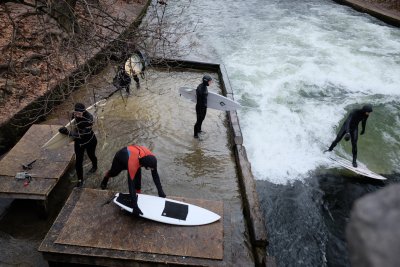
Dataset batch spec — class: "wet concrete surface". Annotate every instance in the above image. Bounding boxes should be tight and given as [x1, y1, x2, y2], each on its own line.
[0, 65, 253, 266]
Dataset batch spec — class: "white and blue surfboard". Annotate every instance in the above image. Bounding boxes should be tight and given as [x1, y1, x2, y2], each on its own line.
[179, 86, 241, 111]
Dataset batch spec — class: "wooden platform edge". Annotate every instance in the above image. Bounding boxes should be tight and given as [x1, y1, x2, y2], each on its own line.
[39, 188, 235, 266]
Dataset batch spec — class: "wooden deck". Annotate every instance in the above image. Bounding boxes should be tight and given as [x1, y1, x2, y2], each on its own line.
[0, 124, 74, 200]
[39, 188, 246, 266]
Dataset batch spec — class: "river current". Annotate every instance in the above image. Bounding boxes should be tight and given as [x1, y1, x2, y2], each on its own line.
[159, 0, 400, 265]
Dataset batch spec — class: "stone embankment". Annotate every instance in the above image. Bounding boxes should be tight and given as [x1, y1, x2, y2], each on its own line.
[334, 0, 400, 26]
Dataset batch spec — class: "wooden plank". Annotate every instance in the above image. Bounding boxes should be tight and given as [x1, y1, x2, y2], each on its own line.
[0, 124, 74, 200]
[0, 175, 57, 200]
[0, 124, 74, 179]
[55, 188, 223, 260]
[40, 188, 238, 266]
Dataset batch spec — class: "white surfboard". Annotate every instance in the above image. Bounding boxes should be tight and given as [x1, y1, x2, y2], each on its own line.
[42, 99, 107, 150]
[124, 51, 148, 76]
[329, 154, 386, 180]
[113, 193, 221, 226]
[179, 86, 241, 111]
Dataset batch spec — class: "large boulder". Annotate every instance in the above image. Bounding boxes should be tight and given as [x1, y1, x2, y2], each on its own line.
[347, 183, 400, 267]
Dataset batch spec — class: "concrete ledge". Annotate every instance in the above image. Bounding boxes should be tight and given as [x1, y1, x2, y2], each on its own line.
[39, 189, 245, 266]
[152, 58, 268, 265]
[228, 111, 244, 145]
[234, 144, 268, 248]
[333, 0, 400, 27]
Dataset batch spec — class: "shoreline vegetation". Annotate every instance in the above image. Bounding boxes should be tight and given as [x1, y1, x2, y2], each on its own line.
[0, 0, 150, 152]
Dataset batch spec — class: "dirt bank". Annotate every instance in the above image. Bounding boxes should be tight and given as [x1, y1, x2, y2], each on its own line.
[0, 0, 152, 154]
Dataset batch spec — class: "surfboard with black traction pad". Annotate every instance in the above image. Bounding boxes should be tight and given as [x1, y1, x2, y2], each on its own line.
[113, 193, 221, 226]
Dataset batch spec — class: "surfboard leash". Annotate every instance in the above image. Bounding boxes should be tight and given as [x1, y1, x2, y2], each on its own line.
[101, 193, 116, 206]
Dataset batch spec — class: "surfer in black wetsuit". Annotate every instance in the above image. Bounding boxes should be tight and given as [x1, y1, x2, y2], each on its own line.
[325, 104, 373, 167]
[194, 75, 212, 138]
[114, 66, 132, 94]
[59, 103, 98, 187]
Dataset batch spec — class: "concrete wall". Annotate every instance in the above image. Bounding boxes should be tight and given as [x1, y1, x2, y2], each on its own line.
[333, 0, 400, 26]
[151, 58, 270, 266]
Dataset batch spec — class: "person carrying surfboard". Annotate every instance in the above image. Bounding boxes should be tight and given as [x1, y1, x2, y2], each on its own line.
[58, 103, 98, 187]
[324, 104, 373, 167]
[100, 145, 166, 216]
[194, 75, 212, 138]
[113, 66, 132, 94]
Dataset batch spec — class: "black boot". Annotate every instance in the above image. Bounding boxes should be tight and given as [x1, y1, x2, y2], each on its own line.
[352, 159, 357, 168]
[87, 166, 97, 175]
[100, 177, 109, 190]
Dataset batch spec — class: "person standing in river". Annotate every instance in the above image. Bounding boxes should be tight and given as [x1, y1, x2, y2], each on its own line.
[324, 104, 373, 167]
[194, 75, 212, 138]
[114, 65, 132, 94]
[58, 103, 98, 187]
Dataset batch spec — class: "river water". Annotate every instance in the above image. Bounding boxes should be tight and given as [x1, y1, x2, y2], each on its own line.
[1, 0, 400, 266]
[0, 66, 253, 266]
[158, 0, 400, 266]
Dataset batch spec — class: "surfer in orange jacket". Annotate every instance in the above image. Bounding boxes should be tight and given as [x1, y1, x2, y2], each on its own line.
[325, 104, 373, 167]
[100, 145, 166, 216]
[194, 75, 212, 138]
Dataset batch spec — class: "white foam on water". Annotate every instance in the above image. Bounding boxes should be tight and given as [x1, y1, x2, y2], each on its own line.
[164, 0, 400, 184]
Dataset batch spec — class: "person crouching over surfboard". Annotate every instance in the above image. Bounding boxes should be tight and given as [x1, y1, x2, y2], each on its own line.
[194, 75, 213, 138]
[100, 145, 166, 216]
[59, 103, 98, 187]
[324, 104, 373, 168]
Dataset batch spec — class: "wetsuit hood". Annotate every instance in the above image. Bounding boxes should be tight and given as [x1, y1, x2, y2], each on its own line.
[362, 104, 373, 113]
[74, 103, 86, 112]
[202, 75, 212, 86]
[139, 155, 157, 169]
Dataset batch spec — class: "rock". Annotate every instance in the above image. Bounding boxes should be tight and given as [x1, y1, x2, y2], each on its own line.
[23, 67, 41, 76]
[0, 62, 15, 76]
[0, 79, 15, 95]
[346, 183, 400, 267]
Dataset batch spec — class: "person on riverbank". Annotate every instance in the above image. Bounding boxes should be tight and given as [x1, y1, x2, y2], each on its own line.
[59, 103, 98, 187]
[324, 104, 373, 167]
[113, 66, 132, 94]
[194, 75, 212, 138]
[100, 145, 166, 216]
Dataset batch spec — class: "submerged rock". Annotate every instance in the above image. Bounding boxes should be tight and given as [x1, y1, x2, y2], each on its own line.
[347, 183, 400, 267]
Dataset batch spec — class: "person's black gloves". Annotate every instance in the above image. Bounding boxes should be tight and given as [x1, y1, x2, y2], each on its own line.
[58, 126, 69, 135]
[131, 205, 143, 217]
[100, 177, 109, 190]
[69, 131, 80, 139]
[344, 133, 350, 141]
[158, 190, 166, 198]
